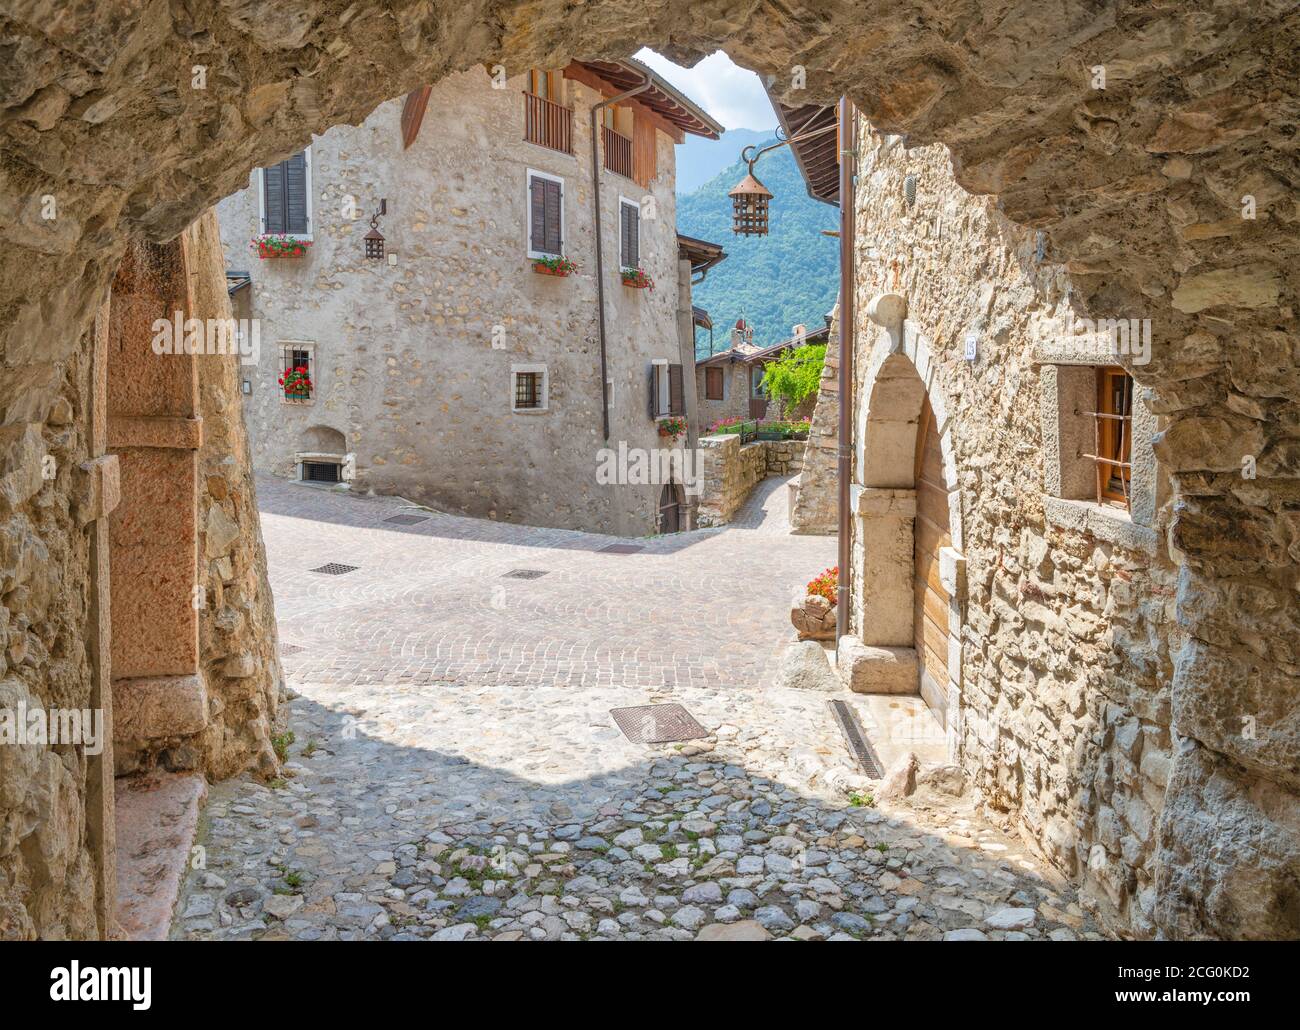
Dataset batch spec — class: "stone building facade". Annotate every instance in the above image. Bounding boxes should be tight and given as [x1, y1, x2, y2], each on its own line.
[840, 119, 1292, 939]
[217, 63, 721, 537]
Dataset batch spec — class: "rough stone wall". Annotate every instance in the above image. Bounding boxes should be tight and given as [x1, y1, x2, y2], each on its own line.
[696, 434, 801, 527]
[217, 68, 687, 537]
[0, 327, 101, 940]
[189, 211, 283, 781]
[846, 121, 1296, 940]
[0, 0, 1296, 942]
[791, 310, 840, 535]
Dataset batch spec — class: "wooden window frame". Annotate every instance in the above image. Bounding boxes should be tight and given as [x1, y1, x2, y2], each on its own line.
[1088, 366, 1133, 509]
[258, 147, 313, 240]
[511, 363, 549, 413]
[525, 168, 564, 259]
[751, 364, 767, 399]
[704, 365, 724, 401]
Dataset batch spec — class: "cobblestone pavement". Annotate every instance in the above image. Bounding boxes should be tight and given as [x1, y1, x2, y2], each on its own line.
[173, 476, 1100, 941]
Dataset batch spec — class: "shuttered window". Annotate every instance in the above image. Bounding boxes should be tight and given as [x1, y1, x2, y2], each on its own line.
[262, 150, 310, 236]
[619, 199, 640, 268]
[528, 172, 563, 257]
[648, 362, 685, 417]
[667, 363, 685, 416]
[705, 366, 724, 400]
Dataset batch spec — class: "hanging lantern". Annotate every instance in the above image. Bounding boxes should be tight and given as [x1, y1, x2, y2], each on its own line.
[729, 169, 773, 236]
[364, 200, 387, 259]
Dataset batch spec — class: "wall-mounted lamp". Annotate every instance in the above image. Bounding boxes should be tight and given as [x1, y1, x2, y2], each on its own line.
[727, 120, 838, 237]
[364, 199, 387, 259]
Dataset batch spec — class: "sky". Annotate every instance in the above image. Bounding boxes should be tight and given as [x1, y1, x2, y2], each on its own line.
[634, 48, 778, 132]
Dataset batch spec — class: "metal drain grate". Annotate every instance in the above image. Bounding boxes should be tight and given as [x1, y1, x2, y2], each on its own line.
[384, 514, 429, 525]
[599, 543, 644, 554]
[610, 704, 709, 744]
[827, 699, 884, 778]
[310, 563, 358, 576]
[503, 569, 548, 580]
[279, 643, 304, 656]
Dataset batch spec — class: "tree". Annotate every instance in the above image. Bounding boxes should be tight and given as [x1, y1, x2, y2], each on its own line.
[761, 343, 825, 416]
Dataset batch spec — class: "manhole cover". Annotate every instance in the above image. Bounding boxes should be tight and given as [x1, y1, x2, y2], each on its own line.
[827, 699, 884, 778]
[310, 563, 358, 576]
[503, 569, 548, 579]
[279, 643, 304, 656]
[384, 514, 429, 525]
[600, 543, 644, 554]
[610, 704, 709, 744]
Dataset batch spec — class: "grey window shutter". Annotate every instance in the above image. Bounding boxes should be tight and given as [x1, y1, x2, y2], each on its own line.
[263, 161, 286, 233]
[529, 176, 546, 252]
[544, 179, 562, 254]
[648, 364, 658, 418]
[668, 363, 684, 415]
[284, 152, 309, 234]
[627, 204, 639, 267]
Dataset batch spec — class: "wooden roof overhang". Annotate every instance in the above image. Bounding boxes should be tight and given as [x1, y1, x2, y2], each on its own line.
[765, 86, 839, 205]
[676, 232, 726, 278]
[569, 59, 723, 141]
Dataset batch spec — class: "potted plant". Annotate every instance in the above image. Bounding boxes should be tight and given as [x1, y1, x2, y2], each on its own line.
[657, 415, 687, 441]
[251, 233, 312, 259]
[279, 365, 312, 400]
[532, 255, 577, 277]
[621, 265, 654, 291]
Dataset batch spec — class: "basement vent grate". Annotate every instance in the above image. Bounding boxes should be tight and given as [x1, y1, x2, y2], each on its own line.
[599, 543, 644, 554]
[302, 461, 341, 483]
[503, 569, 548, 579]
[384, 514, 430, 525]
[610, 704, 709, 744]
[827, 699, 885, 778]
[279, 643, 304, 656]
[310, 563, 358, 576]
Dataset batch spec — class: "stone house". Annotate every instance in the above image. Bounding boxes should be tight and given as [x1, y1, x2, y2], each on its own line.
[217, 60, 723, 537]
[831, 118, 1179, 937]
[696, 319, 830, 429]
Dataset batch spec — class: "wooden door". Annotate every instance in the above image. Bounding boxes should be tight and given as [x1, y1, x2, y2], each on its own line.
[658, 483, 682, 534]
[913, 396, 951, 724]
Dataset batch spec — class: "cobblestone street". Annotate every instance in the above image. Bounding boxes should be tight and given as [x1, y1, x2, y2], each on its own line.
[173, 475, 1099, 941]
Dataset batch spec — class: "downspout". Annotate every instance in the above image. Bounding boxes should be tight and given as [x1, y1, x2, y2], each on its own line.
[590, 68, 652, 440]
[836, 96, 856, 642]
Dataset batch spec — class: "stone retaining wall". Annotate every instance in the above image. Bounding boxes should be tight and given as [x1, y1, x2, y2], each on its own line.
[696, 434, 803, 527]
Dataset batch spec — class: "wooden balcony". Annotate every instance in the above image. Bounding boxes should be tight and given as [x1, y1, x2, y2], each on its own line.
[602, 124, 634, 179]
[523, 91, 573, 154]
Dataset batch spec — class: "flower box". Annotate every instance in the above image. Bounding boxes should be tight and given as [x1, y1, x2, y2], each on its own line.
[621, 266, 654, 291]
[532, 256, 577, 277]
[252, 234, 312, 260]
[657, 416, 687, 440]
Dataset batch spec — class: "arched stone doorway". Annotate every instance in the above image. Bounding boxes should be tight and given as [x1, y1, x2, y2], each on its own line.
[657, 480, 684, 534]
[853, 339, 965, 750]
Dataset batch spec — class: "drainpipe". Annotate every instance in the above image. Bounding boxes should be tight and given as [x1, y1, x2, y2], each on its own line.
[590, 68, 652, 440]
[836, 96, 856, 642]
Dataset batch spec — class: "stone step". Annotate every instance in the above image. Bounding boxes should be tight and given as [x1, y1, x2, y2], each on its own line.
[114, 771, 207, 940]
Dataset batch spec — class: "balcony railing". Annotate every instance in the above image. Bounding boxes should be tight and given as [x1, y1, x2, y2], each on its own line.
[523, 91, 573, 154]
[602, 124, 634, 179]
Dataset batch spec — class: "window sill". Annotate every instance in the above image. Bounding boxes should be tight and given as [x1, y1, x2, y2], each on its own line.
[280, 396, 315, 406]
[511, 407, 549, 415]
[1042, 495, 1160, 556]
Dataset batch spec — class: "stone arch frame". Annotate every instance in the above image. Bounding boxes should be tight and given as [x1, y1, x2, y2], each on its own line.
[853, 320, 966, 759]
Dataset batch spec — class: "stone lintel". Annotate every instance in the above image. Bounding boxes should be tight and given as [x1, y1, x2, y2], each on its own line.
[108, 415, 204, 451]
[76, 454, 121, 525]
[113, 674, 208, 742]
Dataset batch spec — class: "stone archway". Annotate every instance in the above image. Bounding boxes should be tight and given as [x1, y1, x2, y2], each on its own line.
[0, 2, 1296, 941]
[852, 331, 966, 755]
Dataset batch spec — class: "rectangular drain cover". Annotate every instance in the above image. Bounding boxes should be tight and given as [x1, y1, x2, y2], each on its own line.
[310, 563, 358, 576]
[384, 514, 429, 525]
[610, 704, 709, 744]
[827, 699, 884, 778]
[600, 543, 644, 554]
[504, 569, 548, 579]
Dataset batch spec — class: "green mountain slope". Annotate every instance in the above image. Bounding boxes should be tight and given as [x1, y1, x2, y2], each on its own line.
[675, 128, 772, 195]
[676, 139, 839, 353]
